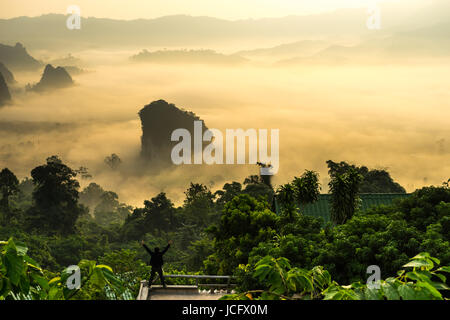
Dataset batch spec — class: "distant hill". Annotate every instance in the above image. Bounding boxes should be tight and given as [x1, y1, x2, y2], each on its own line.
[236, 40, 330, 61]
[0, 1, 448, 51]
[131, 49, 247, 65]
[0, 62, 16, 84]
[27, 64, 74, 92]
[0, 11, 371, 50]
[277, 22, 450, 65]
[326, 160, 406, 194]
[139, 100, 208, 164]
[0, 43, 41, 71]
[0, 72, 11, 106]
[383, 22, 450, 58]
[277, 44, 372, 65]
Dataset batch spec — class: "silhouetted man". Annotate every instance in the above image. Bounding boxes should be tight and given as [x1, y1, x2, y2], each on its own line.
[141, 239, 172, 288]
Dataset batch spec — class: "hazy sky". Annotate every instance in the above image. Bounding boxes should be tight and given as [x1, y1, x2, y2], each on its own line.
[0, 0, 428, 20]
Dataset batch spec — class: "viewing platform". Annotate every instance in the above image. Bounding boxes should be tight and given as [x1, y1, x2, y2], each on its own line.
[137, 275, 236, 300]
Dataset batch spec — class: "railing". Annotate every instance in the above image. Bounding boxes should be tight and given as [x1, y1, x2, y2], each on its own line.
[137, 274, 236, 300]
[164, 274, 236, 288]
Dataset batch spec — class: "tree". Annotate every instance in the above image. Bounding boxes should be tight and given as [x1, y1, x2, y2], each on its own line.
[316, 213, 420, 283]
[276, 170, 321, 220]
[394, 185, 450, 232]
[292, 170, 321, 206]
[206, 194, 278, 274]
[361, 169, 406, 193]
[183, 183, 216, 227]
[95, 191, 119, 214]
[143, 192, 177, 232]
[75, 166, 92, 180]
[244, 175, 262, 185]
[104, 154, 122, 170]
[243, 175, 274, 205]
[27, 156, 84, 235]
[326, 160, 406, 193]
[16, 178, 34, 209]
[94, 191, 131, 226]
[120, 208, 147, 241]
[276, 183, 296, 220]
[0, 168, 19, 221]
[79, 183, 105, 215]
[250, 214, 325, 271]
[120, 192, 178, 241]
[443, 178, 450, 188]
[214, 182, 242, 208]
[328, 168, 363, 225]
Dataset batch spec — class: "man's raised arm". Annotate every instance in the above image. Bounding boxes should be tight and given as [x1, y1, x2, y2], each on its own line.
[141, 240, 153, 255]
[162, 240, 173, 254]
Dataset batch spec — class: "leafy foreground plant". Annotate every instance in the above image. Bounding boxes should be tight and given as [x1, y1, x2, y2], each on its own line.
[0, 238, 127, 300]
[221, 253, 450, 300]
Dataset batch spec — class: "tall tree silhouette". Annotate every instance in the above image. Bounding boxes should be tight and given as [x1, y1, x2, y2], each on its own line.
[0, 168, 19, 222]
[276, 170, 320, 220]
[104, 154, 122, 170]
[276, 183, 296, 220]
[292, 170, 321, 207]
[28, 156, 84, 234]
[329, 168, 363, 225]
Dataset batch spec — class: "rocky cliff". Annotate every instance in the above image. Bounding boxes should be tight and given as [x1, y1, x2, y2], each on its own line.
[28, 64, 73, 92]
[0, 62, 16, 84]
[0, 72, 11, 106]
[139, 100, 208, 164]
[0, 43, 41, 71]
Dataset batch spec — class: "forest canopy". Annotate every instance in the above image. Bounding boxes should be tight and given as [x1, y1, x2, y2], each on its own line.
[0, 156, 448, 299]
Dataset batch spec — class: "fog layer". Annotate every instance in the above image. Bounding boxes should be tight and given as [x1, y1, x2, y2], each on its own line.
[0, 53, 449, 205]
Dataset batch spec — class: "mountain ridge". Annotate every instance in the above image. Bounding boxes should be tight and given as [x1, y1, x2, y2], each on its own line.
[0, 10, 372, 50]
[27, 64, 74, 92]
[0, 42, 41, 71]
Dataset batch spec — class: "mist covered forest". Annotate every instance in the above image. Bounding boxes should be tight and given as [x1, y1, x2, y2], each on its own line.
[1, 0, 449, 300]
[1, 155, 449, 299]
